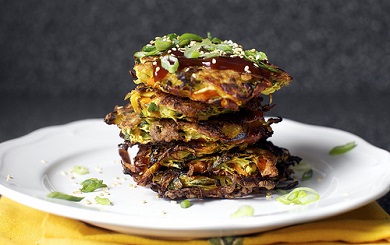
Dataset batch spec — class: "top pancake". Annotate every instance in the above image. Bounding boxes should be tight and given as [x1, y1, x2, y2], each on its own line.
[132, 33, 292, 110]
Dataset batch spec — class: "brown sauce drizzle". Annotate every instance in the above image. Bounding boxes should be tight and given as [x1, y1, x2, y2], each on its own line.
[153, 51, 272, 82]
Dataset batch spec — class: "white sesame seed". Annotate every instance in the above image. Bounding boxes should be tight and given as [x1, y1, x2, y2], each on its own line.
[152, 61, 157, 66]
[212, 58, 217, 64]
[155, 67, 160, 72]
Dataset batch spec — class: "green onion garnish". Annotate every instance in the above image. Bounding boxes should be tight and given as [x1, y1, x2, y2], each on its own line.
[80, 178, 107, 193]
[180, 199, 191, 208]
[155, 37, 173, 51]
[71, 166, 89, 175]
[292, 161, 311, 172]
[160, 55, 179, 73]
[47, 192, 84, 202]
[301, 169, 313, 181]
[329, 141, 357, 155]
[179, 33, 203, 42]
[231, 205, 254, 218]
[276, 187, 320, 205]
[95, 196, 112, 205]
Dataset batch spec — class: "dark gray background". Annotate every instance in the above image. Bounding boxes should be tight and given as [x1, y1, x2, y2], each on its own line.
[1, 0, 389, 213]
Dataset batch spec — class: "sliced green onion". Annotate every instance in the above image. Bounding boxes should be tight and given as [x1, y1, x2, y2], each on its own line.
[301, 169, 313, 181]
[231, 205, 254, 218]
[206, 32, 222, 44]
[178, 38, 190, 47]
[292, 161, 311, 172]
[276, 187, 320, 205]
[179, 33, 203, 42]
[155, 37, 173, 51]
[329, 142, 357, 155]
[134, 48, 160, 58]
[180, 199, 191, 208]
[160, 55, 179, 73]
[211, 37, 222, 44]
[141, 45, 156, 52]
[244, 50, 268, 61]
[166, 33, 178, 41]
[215, 44, 233, 52]
[80, 178, 107, 193]
[95, 196, 112, 205]
[47, 192, 84, 202]
[185, 50, 200, 58]
[184, 43, 202, 58]
[199, 38, 215, 51]
[71, 166, 89, 175]
[201, 52, 219, 59]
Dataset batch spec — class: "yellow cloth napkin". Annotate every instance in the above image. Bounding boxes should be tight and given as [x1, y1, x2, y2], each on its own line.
[0, 197, 389, 245]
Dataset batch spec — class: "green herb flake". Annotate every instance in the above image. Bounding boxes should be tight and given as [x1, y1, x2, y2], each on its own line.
[179, 199, 192, 208]
[80, 178, 107, 193]
[147, 102, 159, 112]
[301, 169, 313, 181]
[276, 187, 320, 205]
[71, 166, 89, 175]
[329, 141, 357, 155]
[47, 191, 84, 202]
[231, 205, 254, 218]
[95, 196, 112, 205]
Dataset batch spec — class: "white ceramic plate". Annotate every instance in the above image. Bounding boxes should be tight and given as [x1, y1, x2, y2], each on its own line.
[0, 119, 389, 239]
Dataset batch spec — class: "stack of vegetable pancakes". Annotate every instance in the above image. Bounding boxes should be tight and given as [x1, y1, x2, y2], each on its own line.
[105, 33, 301, 199]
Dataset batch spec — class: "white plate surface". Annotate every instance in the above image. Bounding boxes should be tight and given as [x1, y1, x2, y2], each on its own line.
[0, 119, 389, 239]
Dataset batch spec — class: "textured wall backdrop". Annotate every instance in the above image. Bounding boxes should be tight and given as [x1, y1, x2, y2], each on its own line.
[1, 0, 389, 98]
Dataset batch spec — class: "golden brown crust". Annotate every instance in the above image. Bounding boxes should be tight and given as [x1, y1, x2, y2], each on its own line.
[119, 141, 300, 199]
[105, 103, 275, 146]
[134, 59, 277, 110]
[128, 85, 236, 121]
